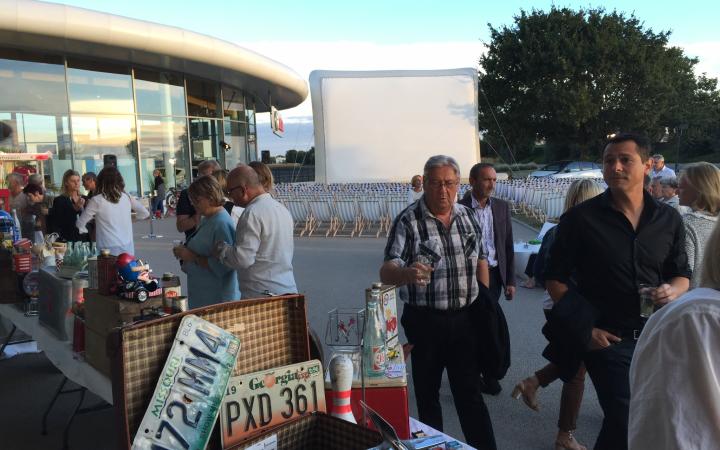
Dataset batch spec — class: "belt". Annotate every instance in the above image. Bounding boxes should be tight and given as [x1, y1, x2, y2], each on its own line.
[406, 303, 472, 315]
[603, 327, 644, 340]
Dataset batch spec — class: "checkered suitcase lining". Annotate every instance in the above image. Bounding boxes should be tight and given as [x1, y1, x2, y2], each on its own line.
[229, 413, 383, 450]
[120, 295, 309, 443]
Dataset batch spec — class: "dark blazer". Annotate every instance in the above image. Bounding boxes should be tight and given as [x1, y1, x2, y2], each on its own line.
[459, 194, 516, 287]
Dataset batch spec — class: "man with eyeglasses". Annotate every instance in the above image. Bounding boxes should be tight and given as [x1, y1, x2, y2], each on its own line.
[380, 155, 496, 449]
[212, 165, 296, 299]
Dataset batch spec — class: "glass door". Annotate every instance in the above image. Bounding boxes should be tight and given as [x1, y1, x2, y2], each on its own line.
[188, 118, 220, 178]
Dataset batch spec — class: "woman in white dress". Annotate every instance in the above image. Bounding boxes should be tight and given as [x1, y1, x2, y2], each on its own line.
[76, 167, 149, 255]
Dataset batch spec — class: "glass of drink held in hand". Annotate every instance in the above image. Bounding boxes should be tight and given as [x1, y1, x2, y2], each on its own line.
[415, 255, 433, 285]
[638, 283, 657, 318]
[172, 239, 183, 259]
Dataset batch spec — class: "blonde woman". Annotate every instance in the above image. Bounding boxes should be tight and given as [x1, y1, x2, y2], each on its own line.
[76, 167, 149, 255]
[678, 162, 720, 288]
[49, 169, 88, 242]
[172, 176, 239, 308]
[248, 160, 275, 194]
[512, 179, 604, 450]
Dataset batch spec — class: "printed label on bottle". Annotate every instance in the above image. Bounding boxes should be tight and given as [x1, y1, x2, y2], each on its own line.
[371, 346, 386, 371]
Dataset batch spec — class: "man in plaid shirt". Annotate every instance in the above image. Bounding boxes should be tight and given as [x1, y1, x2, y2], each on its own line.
[380, 155, 495, 450]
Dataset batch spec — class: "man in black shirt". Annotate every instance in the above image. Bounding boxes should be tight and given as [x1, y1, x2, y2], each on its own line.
[176, 159, 221, 240]
[544, 133, 690, 450]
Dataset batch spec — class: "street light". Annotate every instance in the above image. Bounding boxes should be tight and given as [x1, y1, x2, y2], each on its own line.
[675, 123, 689, 172]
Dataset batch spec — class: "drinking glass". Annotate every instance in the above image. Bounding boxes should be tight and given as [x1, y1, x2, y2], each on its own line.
[416, 255, 433, 284]
[638, 283, 657, 318]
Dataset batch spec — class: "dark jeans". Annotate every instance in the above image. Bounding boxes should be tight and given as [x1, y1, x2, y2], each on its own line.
[583, 338, 635, 450]
[488, 266, 503, 303]
[402, 304, 497, 450]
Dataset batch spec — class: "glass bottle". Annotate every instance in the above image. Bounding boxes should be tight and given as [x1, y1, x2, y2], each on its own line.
[11, 208, 21, 242]
[363, 284, 387, 378]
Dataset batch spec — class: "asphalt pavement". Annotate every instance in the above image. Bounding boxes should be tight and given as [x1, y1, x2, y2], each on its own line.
[0, 216, 603, 450]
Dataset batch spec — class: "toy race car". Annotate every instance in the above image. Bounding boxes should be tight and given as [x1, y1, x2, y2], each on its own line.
[115, 253, 161, 302]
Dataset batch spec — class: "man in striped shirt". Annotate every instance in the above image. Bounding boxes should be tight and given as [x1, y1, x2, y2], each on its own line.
[380, 155, 495, 450]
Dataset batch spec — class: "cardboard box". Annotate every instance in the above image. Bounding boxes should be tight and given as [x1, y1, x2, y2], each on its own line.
[85, 326, 111, 376]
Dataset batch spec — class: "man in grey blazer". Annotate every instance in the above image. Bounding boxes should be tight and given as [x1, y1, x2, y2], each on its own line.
[459, 163, 516, 394]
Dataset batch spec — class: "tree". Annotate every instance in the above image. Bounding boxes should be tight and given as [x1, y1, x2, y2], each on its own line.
[285, 149, 297, 163]
[478, 7, 718, 161]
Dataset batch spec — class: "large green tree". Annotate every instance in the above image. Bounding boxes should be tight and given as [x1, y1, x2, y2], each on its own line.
[478, 7, 719, 161]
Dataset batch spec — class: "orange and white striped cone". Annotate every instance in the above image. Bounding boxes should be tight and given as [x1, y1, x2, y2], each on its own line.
[329, 354, 356, 423]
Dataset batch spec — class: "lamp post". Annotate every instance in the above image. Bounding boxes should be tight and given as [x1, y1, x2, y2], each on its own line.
[675, 123, 689, 173]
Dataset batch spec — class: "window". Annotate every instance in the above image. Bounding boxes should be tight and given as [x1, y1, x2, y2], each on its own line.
[67, 60, 134, 114]
[137, 116, 190, 194]
[134, 69, 186, 116]
[222, 86, 245, 121]
[186, 78, 219, 117]
[223, 120, 247, 168]
[0, 50, 68, 113]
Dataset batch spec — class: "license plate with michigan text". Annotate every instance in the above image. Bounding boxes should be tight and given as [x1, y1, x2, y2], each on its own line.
[132, 314, 241, 450]
[220, 360, 326, 448]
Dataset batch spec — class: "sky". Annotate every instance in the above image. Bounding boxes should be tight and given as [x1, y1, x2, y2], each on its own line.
[47, 0, 720, 155]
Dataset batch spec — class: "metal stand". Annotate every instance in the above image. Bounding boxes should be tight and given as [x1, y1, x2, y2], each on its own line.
[41, 376, 112, 450]
[141, 207, 163, 239]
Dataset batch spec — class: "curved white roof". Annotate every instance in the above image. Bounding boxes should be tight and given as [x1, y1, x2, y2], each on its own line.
[0, 0, 307, 111]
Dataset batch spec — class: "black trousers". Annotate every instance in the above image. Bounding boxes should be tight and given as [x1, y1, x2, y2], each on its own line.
[583, 338, 635, 450]
[401, 304, 497, 450]
[488, 266, 503, 303]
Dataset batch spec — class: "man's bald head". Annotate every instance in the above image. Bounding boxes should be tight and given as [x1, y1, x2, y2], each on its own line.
[227, 165, 265, 207]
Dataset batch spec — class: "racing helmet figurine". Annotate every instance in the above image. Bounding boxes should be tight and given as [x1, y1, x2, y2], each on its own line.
[115, 253, 160, 302]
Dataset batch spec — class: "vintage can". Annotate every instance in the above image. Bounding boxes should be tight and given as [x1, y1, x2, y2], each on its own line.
[162, 272, 181, 313]
[87, 256, 98, 289]
[172, 296, 188, 313]
[97, 249, 117, 295]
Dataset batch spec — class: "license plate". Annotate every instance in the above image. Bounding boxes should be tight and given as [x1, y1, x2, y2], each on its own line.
[220, 360, 326, 448]
[132, 314, 241, 450]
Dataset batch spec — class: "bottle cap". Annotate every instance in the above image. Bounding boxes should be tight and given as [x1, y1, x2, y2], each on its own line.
[372, 282, 383, 289]
[100, 249, 110, 256]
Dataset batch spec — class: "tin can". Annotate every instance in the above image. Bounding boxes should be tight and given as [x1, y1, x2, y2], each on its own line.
[172, 296, 188, 313]
[97, 249, 117, 295]
[87, 256, 98, 289]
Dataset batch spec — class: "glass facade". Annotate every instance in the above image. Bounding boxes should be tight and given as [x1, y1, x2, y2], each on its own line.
[0, 48, 257, 195]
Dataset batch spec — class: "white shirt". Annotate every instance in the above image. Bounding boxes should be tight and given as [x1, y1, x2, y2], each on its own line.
[407, 189, 423, 204]
[216, 193, 297, 299]
[629, 287, 720, 450]
[76, 193, 149, 256]
[651, 165, 676, 179]
[471, 194, 497, 267]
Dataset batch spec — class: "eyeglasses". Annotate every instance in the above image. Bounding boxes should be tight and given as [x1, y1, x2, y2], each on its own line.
[427, 180, 459, 189]
[225, 184, 243, 196]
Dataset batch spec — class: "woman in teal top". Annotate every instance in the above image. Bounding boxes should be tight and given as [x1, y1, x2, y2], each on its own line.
[173, 176, 239, 308]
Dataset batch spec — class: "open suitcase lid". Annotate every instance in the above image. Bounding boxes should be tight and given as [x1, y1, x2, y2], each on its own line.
[112, 295, 310, 450]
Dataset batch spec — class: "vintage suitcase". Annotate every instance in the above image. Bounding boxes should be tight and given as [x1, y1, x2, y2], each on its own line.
[113, 295, 311, 450]
[84, 288, 164, 376]
[228, 412, 383, 450]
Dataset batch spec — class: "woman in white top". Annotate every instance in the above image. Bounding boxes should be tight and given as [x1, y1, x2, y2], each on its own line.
[629, 220, 720, 449]
[76, 167, 149, 255]
[407, 174, 423, 204]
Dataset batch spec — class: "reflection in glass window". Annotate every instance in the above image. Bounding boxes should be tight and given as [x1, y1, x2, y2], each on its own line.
[222, 86, 245, 121]
[189, 118, 220, 176]
[135, 69, 186, 116]
[0, 112, 72, 189]
[67, 60, 134, 114]
[0, 50, 68, 113]
[223, 120, 247, 169]
[137, 116, 189, 194]
[186, 78, 219, 117]
[71, 115, 139, 195]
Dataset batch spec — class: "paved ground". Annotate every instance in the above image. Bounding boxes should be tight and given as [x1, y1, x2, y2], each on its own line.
[0, 216, 603, 450]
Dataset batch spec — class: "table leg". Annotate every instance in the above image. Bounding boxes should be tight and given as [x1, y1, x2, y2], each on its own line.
[42, 376, 68, 435]
[62, 387, 86, 450]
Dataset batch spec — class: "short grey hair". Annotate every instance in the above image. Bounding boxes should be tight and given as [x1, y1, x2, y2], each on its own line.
[423, 155, 460, 180]
[6, 173, 23, 186]
[652, 154, 665, 161]
[28, 173, 43, 186]
[197, 159, 221, 174]
[659, 177, 678, 189]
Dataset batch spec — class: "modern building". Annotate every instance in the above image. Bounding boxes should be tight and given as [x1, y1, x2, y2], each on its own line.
[0, 0, 307, 196]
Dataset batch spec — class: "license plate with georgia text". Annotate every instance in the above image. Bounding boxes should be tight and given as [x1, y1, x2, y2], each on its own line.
[220, 360, 326, 448]
[132, 314, 241, 450]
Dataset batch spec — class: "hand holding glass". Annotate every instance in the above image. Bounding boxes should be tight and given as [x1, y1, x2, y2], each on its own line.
[414, 255, 433, 285]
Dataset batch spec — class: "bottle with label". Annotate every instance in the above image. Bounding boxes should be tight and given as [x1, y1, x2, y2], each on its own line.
[363, 284, 387, 378]
[11, 208, 21, 242]
[31, 214, 43, 245]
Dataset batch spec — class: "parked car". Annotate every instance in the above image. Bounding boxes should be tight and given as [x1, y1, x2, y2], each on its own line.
[529, 161, 603, 179]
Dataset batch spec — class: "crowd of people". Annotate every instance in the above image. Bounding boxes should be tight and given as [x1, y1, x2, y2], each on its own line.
[381, 135, 720, 450]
